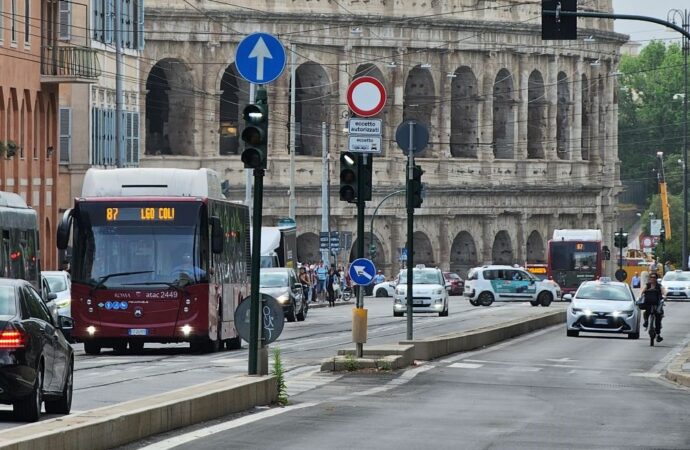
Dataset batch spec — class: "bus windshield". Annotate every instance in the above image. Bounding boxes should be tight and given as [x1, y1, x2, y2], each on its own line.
[72, 202, 208, 289]
[549, 242, 599, 271]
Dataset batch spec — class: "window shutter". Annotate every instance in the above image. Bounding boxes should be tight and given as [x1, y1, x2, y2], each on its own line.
[59, 107, 71, 164]
[132, 112, 139, 164]
[59, 0, 71, 40]
[126, 111, 133, 165]
[137, 0, 144, 50]
[105, 0, 114, 44]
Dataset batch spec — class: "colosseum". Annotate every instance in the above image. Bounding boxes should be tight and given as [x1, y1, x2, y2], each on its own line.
[139, 0, 626, 276]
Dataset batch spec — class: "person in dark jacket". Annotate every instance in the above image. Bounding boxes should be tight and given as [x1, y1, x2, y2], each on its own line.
[640, 272, 664, 342]
[326, 267, 336, 307]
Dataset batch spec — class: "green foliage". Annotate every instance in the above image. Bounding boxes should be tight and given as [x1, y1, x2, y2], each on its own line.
[272, 347, 288, 406]
[345, 353, 358, 372]
[618, 41, 686, 193]
[640, 193, 687, 265]
[377, 359, 392, 371]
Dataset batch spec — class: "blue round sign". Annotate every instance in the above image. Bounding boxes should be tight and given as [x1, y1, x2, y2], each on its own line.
[120, 301, 128, 310]
[105, 301, 112, 310]
[235, 33, 287, 85]
[349, 258, 377, 286]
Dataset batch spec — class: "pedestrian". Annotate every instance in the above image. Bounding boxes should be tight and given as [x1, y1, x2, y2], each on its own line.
[316, 261, 328, 301]
[298, 267, 311, 303]
[631, 272, 640, 289]
[326, 267, 336, 307]
[373, 270, 385, 286]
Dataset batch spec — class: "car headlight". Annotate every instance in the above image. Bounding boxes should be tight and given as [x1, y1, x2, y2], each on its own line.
[276, 294, 290, 303]
[613, 310, 634, 318]
[571, 307, 582, 313]
[395, 288, 406, 296]
[433, 289, 443, 295]
[56, 298, 71, 309]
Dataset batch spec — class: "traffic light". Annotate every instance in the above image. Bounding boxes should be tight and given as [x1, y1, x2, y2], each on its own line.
[614, 231, 628, 249]
[339, 152, 358, 203]
[660, 227, 666, 243]
[652, 246, 658, 259]
[369, 243, 377, 259]
[361, 155, 373, 202]
[541, 0, 577, 40]
[408, 164, 424, 209]
[240, 89, 268, 169]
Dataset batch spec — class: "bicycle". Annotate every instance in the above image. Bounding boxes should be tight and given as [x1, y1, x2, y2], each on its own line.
[646, 301, 664, 347]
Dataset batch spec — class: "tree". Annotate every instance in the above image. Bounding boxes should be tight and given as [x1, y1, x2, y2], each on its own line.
[618, 42, 686, 196]
[641, 193, 686, 265]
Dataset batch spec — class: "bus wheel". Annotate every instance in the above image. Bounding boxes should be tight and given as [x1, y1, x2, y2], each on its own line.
[204, 338, 220, 353]
[84, 341, 101, 356]
[538, 292, 553, 307]
[225, 337, 242, 350]
[478, 292, 494, 307]
[129, 341, 145, 354]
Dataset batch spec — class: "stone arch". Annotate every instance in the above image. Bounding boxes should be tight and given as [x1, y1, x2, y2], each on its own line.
[412, 231, 434, 266]
[218, 63, 248, 156]
[581, 74, 591, 160]
[527, 70, 546, 159]
[556, 72, 570, 160]
[403, 65, 435, 157]
[450, 231, 478, 275]
[492, 230, 513, 265]
[493, 69, 515, 159]
[526, 230, 545, 263]
[450, 66, 478, 158]
[349, 234, 386, 269]
[293, 62, 331, 156]
[296, 232, 320, 265]
[354, 63, 387, 120]
[145, 59, 195, 156]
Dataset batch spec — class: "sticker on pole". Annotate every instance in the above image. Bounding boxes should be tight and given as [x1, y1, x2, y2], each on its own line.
[347, 76, 387, 117]
[349, 258, 377, 286]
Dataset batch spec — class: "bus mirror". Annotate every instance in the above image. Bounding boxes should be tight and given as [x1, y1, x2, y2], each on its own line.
[56, 209, 73, 250]
[211, 216, 224, 254]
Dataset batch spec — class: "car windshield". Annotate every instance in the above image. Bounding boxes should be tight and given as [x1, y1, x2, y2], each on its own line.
[0, 286, 16, 316]
[260, 272, 288, 288]
[663, 272, 690, 282]
[576, 284, 631, 301]
[44, 275, 68, 292]
[399, 270, 442, 285]
[446, 273, 461, 280]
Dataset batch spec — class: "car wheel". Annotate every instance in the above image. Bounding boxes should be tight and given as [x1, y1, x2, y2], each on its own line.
[14, 361, 43, 422]
[202, 338, 220, 353]
[45, 359, 73, 415]
[84, 341, 101, 355]
[567, 330, 579, 337]
[538, 292, 553, 307]
[628, 332, 640, 340]
[393, 311, 404, 317]
[286, 303, 296, 322]
[225, 336, 242, 350]
[469, 298, 480, 306]
[530, 300, 540, 307]
[376, 288, 388, 298]
[478, 291, 494, 306]
[439, 306, 449, 317]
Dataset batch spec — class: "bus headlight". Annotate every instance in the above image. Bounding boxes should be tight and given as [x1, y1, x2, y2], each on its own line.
[181, 324, 192, 336]
[87, 326, 96, 336]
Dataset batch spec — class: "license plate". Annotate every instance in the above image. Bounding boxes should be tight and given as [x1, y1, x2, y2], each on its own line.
[128, 328, 148, 336]
[594, 318, 608, 325]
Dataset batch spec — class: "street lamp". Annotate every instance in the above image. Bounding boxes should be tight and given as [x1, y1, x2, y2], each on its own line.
[668, 9, 689, 270]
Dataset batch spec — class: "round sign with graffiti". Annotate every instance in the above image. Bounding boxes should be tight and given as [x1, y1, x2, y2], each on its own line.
[234, 294, 285, 345]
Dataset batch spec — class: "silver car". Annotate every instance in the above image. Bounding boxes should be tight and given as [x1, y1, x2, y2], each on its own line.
[661, 270, 690, 300]
[41, 270, 71, 316]
[393, 266, 449, 317]
[564, 279, 640, 339]
[259, 268, 307, 322]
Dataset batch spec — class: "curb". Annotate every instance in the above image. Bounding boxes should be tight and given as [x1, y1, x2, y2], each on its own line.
[308, 300, 354, 309]
[664, 345, 690, 388]
[0, 375, 276, 450]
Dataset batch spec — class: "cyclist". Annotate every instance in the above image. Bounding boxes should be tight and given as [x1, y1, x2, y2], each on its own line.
[640, 272, 664, 342]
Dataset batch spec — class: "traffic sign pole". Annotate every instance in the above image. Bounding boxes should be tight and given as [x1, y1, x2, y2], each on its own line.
[356, 153, 366, 358]
[406, 122, 415, 340]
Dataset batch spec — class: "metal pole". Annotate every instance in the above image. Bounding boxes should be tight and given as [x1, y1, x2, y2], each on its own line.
[245, 84, 255, 217]
[406, 122, 415, 341]
[684, 11, 689, 270]
[289, 44, 297, 219]
[370, 190, 406, 252]
[321, 122, 330, 267]
[248, 168, 264, 375]
[114, 0, 124, 167]
[356, 153, 366, 357]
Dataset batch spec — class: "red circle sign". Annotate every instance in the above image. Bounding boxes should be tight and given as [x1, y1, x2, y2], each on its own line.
[347, 76, 387, 117]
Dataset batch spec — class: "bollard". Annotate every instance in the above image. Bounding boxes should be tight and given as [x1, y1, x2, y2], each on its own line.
[352, 307, 368, 344]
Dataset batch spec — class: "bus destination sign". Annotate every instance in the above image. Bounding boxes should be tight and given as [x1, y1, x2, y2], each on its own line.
[106, 207, 176, 222]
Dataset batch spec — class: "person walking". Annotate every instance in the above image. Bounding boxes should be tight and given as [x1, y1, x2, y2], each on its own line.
[298, 267, 311, 304]
[326, 267, 336, 307]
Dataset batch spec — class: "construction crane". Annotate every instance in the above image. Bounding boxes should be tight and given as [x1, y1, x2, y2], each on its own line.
[657, 151, 672, 240]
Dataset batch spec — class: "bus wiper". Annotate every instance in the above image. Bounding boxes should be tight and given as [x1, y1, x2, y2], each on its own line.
[122, 280, 189, 295]
[90, 271, 154, 294]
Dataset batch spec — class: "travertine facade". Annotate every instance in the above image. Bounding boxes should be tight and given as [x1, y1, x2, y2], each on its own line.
[140, 0, 626, 276]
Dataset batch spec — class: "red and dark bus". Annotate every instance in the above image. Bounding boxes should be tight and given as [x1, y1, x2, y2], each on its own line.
[547, 229, 603, 295]
[57, 168, 250, 355]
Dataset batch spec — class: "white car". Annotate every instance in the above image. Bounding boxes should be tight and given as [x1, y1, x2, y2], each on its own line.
[41, 270, 71, 316]
[393, 266, 449, 317]
[661, 270, 690, 300]
[463, 265, 560, 307]
[374, 280, 396, 297]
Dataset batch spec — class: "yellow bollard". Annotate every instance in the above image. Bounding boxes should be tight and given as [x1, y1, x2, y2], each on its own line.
[352, 307, 368, 344]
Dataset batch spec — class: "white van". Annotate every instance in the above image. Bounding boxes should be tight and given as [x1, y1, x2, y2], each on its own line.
[464, 265, 560, 307]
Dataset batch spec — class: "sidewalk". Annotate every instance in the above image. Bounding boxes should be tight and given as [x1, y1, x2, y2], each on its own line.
[664, 342, 690, 388]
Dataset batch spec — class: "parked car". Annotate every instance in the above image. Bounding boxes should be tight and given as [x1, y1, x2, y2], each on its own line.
[0, 278, 74, 422]
[464, 265, 560, 307]
[259, 268, 307, 322]
[661, 270, 690, 300]
[564, 278, 640, 339]
[443, 272, 464, 295]
[374, 279, 396, 297]
[393, 266, 449, 317]
[41, 271, 71, 316]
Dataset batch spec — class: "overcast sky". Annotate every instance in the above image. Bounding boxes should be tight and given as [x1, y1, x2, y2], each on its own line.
[612, 0, 688, 45]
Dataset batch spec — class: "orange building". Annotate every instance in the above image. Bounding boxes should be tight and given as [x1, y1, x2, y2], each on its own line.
[0, 0, 98, 269]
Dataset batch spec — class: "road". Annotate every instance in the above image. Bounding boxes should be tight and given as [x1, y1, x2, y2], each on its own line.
[0, 296, 563, 430]
[129, 302, 690, 450]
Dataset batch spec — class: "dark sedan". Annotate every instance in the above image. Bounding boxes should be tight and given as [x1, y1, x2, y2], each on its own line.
[0, 278, 74, 422]
[443, 272, 465, 296]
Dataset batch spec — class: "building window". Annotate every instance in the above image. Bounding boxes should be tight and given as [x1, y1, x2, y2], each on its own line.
[91, 106, 139, 166]
[92, 0, 144, 49]
[59, 107, 71, 164]
[59, 0, 71, 40]
[24, 0, 29, 44]
[0, 0, 4, 45]
[11, 0, 17, 43]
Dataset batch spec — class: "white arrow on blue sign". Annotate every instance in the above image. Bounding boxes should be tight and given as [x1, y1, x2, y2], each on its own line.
[349, 258, 377, 286]
[235, 33, 287, 84]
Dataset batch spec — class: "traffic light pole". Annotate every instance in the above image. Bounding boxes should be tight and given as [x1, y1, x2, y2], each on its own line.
[356, 154, 366, 358]
[406, 122, 415, 341]
[617, 227, 624, 274]
[248, 167, 265, 375]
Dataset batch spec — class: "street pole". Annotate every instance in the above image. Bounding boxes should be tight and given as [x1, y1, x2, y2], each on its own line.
[369, 190, 406, 252]
[114, 0, 124, 167]
[406, 122, 415, 341]
[356, 153, 366, 357]
[321, 122, 330, 267]
[618, 227, 624, 273]
[245, 84, 255, 217]
[289, 43, 297, 219]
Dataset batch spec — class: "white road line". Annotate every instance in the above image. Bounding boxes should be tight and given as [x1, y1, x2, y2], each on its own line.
[567, 369, 601, 375]
[449, 363, 483, 369]
[508, 366, 541, 373]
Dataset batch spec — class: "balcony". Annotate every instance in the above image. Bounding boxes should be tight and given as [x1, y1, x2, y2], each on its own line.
[41, 45, 101, 84]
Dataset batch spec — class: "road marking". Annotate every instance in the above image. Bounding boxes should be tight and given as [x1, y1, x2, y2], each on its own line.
[210, 358, 244, 365]
[567, 369, 601, 375]
[508, 366, 541, 373]
[629, 372, 660, 378]
[449, 363, 483, 369]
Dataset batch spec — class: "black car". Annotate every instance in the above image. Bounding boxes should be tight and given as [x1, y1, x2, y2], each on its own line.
[0, 278, 74, 422]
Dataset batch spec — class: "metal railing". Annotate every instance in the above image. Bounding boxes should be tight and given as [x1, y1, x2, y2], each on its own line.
[41, 45, 101, 80]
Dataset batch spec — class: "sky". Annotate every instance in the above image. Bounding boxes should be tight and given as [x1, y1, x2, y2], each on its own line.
[612, 0, 688, 45]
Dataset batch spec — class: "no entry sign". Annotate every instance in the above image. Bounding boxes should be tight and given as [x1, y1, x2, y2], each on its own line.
[347, 76, 387, 117]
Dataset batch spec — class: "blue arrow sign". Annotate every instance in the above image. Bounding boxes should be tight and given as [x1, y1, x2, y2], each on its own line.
[235, 33, 287, 84]
[349, 258, 377, 286]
